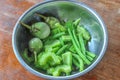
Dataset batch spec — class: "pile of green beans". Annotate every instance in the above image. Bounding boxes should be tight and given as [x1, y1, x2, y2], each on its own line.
[21, 13, 96, 76]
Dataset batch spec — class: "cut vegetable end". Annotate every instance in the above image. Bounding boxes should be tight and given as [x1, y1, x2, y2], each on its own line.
[86, 51, 96, 58]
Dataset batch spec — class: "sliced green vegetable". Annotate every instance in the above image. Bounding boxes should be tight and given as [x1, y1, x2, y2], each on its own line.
[38, 52, 61, 66]
[61, 35, 71, 42]
[62, 51, 72, 66]
[51, 65, 71, 76]
[77, 26, 90, 40]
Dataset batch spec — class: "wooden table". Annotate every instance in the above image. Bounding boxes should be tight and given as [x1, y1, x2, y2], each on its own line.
[0, 0, 120, 80]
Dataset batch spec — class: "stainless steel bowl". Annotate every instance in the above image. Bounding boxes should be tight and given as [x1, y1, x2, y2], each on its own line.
[12, 0, 108, 79]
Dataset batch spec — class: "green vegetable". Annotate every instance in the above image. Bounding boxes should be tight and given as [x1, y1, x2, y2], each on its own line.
[87, 55, 94, 61]
[47, 65, 71, 76]
[54, 23, 66, 32]
[72, 29, 81, 49]
[51, 28, 59, 34]
[35, 13, 59, 29]
[66, 22, 90, 65]
[38, 52, 61, 66]
[56, 44, 68, 55]
[72, 54, 84, 71]
[47, 68, 55, 74]
[22, 49, 34, 63]
[77, 25, 90, 40]
[29, 38, 43, 62]
[73, 18, 81, 26]
[69, 45, 76, 53]
[72, 57, 79, 68]
[49, 40, 61, 48]
[53, 32, 65, 39]
[78, 34, 86, 55]
[20, 22, 50, 39]
[21, 16, 97, 76]
[45, 40, 61, 49]
[59, 37, 64, 46]
[86, 51, 96, 58]
[62, 51, 72, 66]
[61, 35, 71, 42]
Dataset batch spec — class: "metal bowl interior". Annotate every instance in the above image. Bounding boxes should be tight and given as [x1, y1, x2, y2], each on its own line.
[12, 0, 108, 80]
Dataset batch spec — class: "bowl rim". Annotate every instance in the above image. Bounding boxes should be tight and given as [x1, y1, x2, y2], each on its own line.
[12, 0, 108, 79]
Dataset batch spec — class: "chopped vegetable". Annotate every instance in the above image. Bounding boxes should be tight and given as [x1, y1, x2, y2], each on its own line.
[47, 65, 71, 76]
[21, 15, 96, 76]
[38, 52, 61, 66]
[62, 51, 72, 66]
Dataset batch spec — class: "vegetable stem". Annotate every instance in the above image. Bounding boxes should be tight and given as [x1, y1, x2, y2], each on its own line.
[34, 52, 37, 63]
[20, 22, 31, 30]
[35, 13, 47, 20]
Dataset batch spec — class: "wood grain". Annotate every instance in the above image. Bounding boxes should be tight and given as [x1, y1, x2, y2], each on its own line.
[0, 0, 120, 80]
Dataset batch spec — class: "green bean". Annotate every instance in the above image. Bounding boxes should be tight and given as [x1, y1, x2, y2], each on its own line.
[56, 44, 68, 55]
[72, 57, 79, 68]
[79, 34, 86, 55]
[61, 35, 71, 42]
[72, 54, 84, 71]
[72, 30, 81, 49]
[53, 32, 65, 39]
[59, 37, 64, 46]
[87, 55, 93, 61]
[73, 18, 81, 26]
[86, 51, 96, 58]
[69, 45, 76, 53]
[68, 28, 90, 65]
[52, 47, 60, 53]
